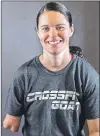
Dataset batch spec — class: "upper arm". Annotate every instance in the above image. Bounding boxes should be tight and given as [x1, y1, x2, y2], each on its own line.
[82, 62, 100, 135]
[4, 67, 25, 132]
[87, 118, 100, 135]
[3, 114, 22, 132]
[82, 63, 99, 119]
[5, 67, 25, 116]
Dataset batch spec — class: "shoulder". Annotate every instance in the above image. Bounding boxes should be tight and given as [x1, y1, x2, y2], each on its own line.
[74, 55, 99, 91]
[73, 55, 99, 86]
[74, 55, 98, 75]
[13, 56, 39, 80]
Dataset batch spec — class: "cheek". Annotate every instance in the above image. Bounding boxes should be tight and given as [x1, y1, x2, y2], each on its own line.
[58, 31, 70, 41]
[39, 33, 48, 43]
[62, 31, 70, 38]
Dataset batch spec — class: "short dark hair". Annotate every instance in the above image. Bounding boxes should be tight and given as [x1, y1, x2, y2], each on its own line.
[36, 2, 72, 30]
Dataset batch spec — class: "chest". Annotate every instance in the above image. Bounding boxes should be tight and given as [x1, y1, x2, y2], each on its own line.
[24, 72, 83, 111]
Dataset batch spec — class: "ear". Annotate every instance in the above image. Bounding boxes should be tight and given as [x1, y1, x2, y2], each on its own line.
[37, 30, 41, 40]
[37, 30, 39, 38]
[35, 27, 40, 38]
[69, 24, 74, 38]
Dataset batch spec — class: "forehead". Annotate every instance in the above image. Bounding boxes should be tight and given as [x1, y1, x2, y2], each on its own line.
[38, 11, 69, 27]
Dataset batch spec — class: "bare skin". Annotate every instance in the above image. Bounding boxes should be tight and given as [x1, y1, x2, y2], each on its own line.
[87, 119, 100, 136]
[37, 11, 74, 71]
[39, 47, 72, 71]
[3, 114, 21, 132]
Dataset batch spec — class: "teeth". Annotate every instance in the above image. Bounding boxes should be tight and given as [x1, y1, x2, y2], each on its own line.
[48, 41, 61, 44]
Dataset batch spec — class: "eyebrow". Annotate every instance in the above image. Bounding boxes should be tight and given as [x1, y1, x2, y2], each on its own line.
[40, 24, 67, 28]
[40, 25, 48, 28]
[56, 24, 67, 26]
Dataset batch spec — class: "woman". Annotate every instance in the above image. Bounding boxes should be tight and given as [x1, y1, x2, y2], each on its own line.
[3, 2, 99, 136]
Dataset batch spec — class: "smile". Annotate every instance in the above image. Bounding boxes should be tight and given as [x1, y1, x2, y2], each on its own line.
[48, 40, 62, 45]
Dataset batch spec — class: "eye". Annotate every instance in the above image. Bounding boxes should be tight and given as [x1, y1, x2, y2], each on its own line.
[41, 27, 49, 32]
[56, 26, 65, 31]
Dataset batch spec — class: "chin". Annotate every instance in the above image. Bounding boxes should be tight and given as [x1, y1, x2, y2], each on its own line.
[50, 47, 67, 55]
[43, 45, 67, 55]
[48, 50, 63, 56]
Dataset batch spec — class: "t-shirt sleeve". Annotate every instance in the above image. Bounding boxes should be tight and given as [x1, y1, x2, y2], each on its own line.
[82, 62, 99, 119]
[5, 66, 25, 116]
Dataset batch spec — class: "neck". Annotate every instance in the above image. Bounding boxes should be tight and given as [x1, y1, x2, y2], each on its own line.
[39, 48, 72, 71]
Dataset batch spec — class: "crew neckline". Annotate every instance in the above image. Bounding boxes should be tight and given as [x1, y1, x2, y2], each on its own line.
[35, 54, 77, 75]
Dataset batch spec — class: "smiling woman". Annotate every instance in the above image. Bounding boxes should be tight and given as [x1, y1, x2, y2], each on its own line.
[36, 10, 74, 71]
[36, 3, 74, 58]
[37, 11, 74, 56]
[3, 2, 99, 136]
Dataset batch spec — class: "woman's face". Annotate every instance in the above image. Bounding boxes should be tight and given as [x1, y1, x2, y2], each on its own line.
[37, 11, 74, 55]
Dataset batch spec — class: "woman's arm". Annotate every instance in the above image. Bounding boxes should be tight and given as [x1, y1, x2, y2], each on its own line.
[87, 118, 100, 136]
[3, 114, 21, 132]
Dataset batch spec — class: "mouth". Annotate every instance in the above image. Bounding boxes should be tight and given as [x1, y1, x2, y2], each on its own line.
[47, 40, 62, 45]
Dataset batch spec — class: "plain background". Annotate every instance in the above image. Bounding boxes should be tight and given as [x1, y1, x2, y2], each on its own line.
[2, 1, 99, 136]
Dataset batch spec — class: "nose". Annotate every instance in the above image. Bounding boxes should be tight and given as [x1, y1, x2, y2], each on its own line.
[49, 27, 58, 37]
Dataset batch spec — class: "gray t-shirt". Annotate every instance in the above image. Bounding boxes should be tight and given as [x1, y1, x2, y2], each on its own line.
[5, 54, 99, 136]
